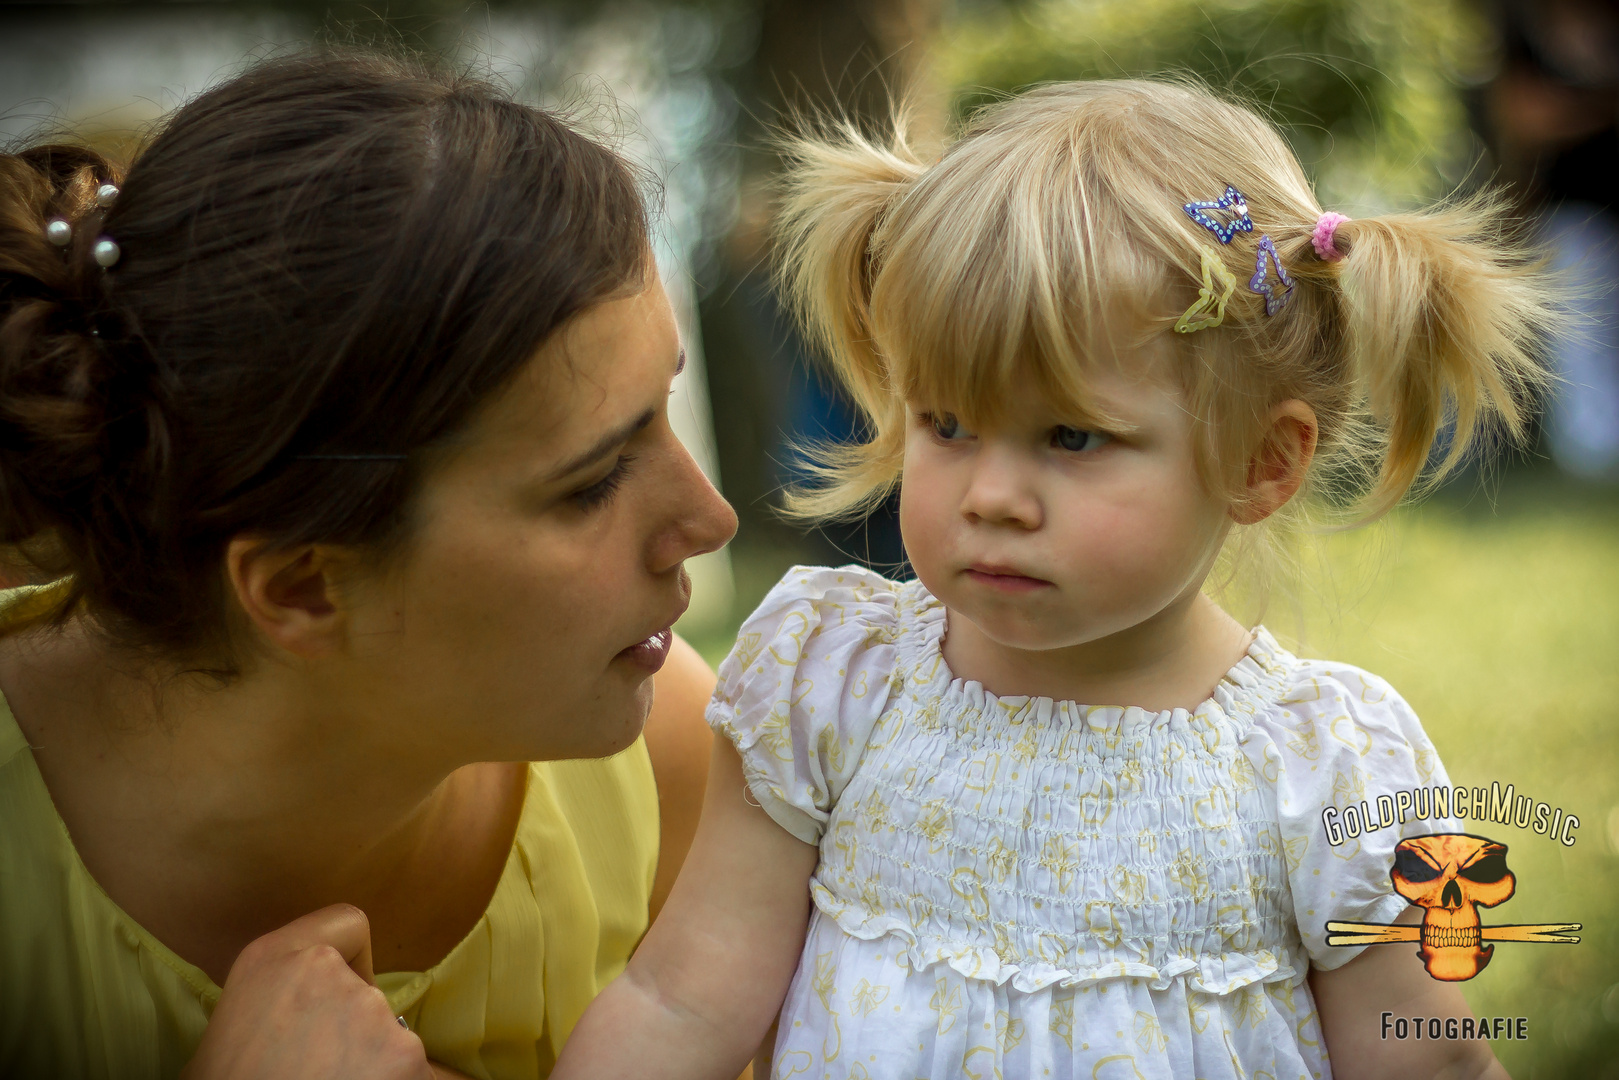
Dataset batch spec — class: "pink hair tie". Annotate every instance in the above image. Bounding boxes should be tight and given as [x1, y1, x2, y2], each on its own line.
[1311, 211, 1351, 261]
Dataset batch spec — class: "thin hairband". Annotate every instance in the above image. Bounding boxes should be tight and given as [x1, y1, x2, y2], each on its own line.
[295, 454, 409, 461]
[1312, 211, 1350, 261]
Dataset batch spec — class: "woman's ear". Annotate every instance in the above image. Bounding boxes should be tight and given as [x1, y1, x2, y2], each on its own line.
[1230, 399, 1318, 526]
[225, 538, 352, 658]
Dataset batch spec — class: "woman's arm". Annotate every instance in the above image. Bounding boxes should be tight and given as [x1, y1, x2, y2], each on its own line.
[552, 738, 820, 1080]
[1309, 907, 1507, 1080]
[643, 635, 719, 921]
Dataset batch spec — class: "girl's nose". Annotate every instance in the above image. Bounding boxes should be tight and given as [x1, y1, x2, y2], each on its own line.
[959, 446, 1043, 530]
[649, 436, 738, 574]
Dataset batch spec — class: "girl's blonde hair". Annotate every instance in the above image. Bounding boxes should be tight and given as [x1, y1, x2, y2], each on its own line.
[774, 79, 1554, 543]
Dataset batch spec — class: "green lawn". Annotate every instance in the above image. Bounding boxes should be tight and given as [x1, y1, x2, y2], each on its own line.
[688, 472, 1619, 1078]
[1286, 477, 1619, 1079]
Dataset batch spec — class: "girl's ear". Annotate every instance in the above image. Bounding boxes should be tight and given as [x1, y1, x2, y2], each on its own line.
[1231, 400, 1318, 526]
[225, 537, 353, 658]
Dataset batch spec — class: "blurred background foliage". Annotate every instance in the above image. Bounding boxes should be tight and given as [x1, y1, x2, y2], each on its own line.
[942, 0, 1498, 209]
[2, 1, 1616, 1076]
[1288, 475, 1619, 1080]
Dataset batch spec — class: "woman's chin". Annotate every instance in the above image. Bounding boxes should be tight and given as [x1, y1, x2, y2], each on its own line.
[586, 681, 657, 759]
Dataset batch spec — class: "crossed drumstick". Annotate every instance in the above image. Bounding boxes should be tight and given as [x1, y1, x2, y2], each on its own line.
[1325, 922, 1582, 946]
[1325, 833, 1580, 981]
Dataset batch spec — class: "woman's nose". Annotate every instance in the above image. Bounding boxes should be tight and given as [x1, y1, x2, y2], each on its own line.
[959, 446, 1043, 529]
[649, 436, 738, 573]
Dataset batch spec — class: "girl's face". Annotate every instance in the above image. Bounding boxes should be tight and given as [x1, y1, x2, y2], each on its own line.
[899, 355, 1230, 655]
[340, 274, 737, 765]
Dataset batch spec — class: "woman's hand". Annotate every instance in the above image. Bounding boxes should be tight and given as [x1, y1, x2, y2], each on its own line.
[181, 904, 432, 1080]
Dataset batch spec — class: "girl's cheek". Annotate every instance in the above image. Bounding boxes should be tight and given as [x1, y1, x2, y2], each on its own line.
[898, 465, 953, 537]
[1084, 483, 1164, 546]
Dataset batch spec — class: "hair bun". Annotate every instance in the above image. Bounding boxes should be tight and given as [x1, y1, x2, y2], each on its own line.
[0, 146, 167, 568]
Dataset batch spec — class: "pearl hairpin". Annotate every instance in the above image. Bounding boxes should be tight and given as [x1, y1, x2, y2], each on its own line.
[45, 219, 72, 246]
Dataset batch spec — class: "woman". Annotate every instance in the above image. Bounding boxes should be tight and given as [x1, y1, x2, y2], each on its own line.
[0, 51, 736, 1078]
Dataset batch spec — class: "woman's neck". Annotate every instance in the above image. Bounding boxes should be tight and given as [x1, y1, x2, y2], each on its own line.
[0, 618, 525, 983]
[940, 591, 1254, 712]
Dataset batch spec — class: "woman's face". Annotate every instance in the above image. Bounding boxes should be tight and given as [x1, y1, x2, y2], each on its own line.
[341, 273, 736, 765]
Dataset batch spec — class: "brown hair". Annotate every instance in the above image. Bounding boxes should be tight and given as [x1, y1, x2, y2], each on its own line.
[0, 51, 649, 665]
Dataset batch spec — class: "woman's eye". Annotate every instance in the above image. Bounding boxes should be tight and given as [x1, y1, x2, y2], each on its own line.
[929, 412, 968, 441]
[1053, 426, 1110, 453]
[570, 455, 636, 511]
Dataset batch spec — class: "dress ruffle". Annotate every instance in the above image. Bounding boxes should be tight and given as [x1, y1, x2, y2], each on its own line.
[895, 580, 1297, 756]
[813, 882, 1302, 994]
[707, 566, 903, 844]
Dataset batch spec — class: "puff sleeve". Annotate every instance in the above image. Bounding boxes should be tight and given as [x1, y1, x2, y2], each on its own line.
[706, 566, 904, 845]
[1246, 662, 1463, 970]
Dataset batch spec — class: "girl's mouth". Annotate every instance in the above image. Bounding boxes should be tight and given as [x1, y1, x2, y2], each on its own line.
[616, 628, 674, 673]
[964, 565, 1053, 593]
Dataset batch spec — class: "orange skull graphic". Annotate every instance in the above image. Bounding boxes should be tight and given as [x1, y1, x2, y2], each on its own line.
[1391, 834, 1515, 981]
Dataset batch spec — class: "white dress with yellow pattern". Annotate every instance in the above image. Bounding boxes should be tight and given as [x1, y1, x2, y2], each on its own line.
[708, 567, 1461, 1080]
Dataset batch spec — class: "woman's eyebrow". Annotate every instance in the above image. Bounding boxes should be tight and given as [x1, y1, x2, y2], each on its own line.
[545, 408, 655, 481]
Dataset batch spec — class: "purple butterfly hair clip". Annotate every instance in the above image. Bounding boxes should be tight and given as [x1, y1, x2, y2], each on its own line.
[1183, 185, 1254, 244]
[1248, 234, 1295, 316]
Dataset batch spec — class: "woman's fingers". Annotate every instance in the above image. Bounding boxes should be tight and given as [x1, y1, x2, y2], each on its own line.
[227, 902, 376, 984]
[181, 906, 429, 1080]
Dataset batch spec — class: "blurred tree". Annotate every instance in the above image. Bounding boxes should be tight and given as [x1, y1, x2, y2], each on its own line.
[941, 0, 1497, 210]
[0, 0, 961, 607]
[697, 0, 948, 580]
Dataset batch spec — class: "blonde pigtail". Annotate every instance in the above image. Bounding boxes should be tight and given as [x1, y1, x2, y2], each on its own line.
[773, 119, 926, 521]
[1331, 194, 1557, 520]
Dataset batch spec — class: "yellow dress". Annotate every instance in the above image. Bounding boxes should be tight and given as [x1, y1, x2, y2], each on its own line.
[0, 583, 660, 1080]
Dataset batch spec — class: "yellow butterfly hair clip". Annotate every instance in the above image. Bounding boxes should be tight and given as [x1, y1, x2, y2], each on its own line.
[1174, 248, 1237, 333]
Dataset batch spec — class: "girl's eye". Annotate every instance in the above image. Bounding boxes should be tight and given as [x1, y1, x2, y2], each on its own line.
[570, 455, 636, 511]
[1053, 426, 1110, 453]
[929, 412, 969, 441]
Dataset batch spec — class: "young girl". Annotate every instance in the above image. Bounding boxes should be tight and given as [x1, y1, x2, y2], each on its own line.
[554, 80, 1548, 1080]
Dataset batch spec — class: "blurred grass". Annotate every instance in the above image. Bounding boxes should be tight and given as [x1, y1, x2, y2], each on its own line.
[689, 470, 1619, 1076]
[1282, 472, 1619, 1078]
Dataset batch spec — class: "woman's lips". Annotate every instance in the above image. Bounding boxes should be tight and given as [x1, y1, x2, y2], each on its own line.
[963, 565, 1052, 593]
[616, 627, 674, 674]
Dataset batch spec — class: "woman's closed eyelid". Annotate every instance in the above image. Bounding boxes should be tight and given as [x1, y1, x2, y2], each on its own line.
[569, 454, 637, 510]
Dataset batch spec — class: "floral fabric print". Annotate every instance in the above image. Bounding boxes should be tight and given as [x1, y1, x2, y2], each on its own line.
[707, 566, 1459, 1080]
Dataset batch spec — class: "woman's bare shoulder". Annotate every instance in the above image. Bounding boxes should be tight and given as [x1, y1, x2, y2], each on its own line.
[642, 635, 717, 920]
